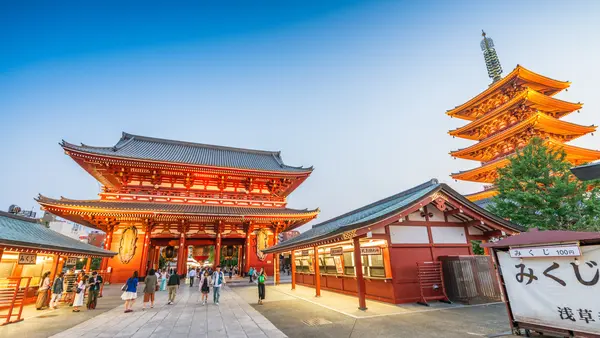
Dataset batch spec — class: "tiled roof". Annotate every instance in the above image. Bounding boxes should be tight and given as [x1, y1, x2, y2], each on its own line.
[264, 179, 524, 252]
[61, 132, 312, 173]
[571, 161, 600, 181]
[264, 179, 441, 252]
[0, 211, 115, 257]
[36, 196, 318, 217]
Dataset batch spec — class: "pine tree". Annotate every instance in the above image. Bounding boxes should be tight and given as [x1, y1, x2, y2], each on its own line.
[489, 137, 600, 231]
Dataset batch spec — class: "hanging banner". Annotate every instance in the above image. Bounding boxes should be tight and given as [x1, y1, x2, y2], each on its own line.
[65, 257, 78, 266]
[334, 256, 344, 274]
[497, 245, 600, 335]
[360, 247, 381, 255]
[329, 247, 343, 256]
[18, 253, 37, 265]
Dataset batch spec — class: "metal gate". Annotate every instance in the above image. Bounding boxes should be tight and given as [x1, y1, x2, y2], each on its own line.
[439, 255, 502, 304]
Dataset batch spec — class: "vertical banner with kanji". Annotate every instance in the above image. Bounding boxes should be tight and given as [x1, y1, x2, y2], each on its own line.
[498, 245, 600, 335]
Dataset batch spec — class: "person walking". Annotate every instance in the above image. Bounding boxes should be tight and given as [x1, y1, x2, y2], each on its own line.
[143, 269, 157, 309]
[166, 270, 180, 305]
[211, 266, 225, 305]
[228, 265, 233, 279]
[160, 269, 168, 291]
[121, 271, 139, 313]
[198, 270, 211, 305]
[248, 267, 254, 283]
[87, 271, 102, 310]
[36, 271, 51, 310]
[72, 275, 88, 312]
[188, 268, 196, 287]
[257, 269, 266, 305]
[49, 272, 64, 310]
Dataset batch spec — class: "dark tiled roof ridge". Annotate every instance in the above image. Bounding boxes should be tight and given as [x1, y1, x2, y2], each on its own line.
[0, 210, 38, 223]
[36, 195, 318, 214]
[311, 179, 439, 229]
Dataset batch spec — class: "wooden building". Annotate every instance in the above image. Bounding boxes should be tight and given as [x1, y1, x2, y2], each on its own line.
[263, 179, 523, 309]
[448, 32, 600, 202]
[0, 211, 115, 295]
[36, 133, 319, 283]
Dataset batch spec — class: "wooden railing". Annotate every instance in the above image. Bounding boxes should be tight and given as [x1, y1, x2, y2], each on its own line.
[0, 277, 32, 325]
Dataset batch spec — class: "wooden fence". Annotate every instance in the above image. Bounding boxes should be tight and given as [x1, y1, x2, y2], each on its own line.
[439, 255, 502, 304]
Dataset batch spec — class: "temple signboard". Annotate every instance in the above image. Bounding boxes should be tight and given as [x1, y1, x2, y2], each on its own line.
[497, 245, 600, 335]
[65, 257, 78, 266]
[360, 247, 381, 255]
[510, 245, 581, 258]
[18, 253, 36, 265]
[329, 247, 343, 256]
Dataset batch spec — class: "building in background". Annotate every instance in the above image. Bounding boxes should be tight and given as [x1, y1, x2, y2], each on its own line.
[41, 211, 97, 243]
[447, 31, 600, 203]
[279, 230, 300, 243]
[7, 205, 36, 219]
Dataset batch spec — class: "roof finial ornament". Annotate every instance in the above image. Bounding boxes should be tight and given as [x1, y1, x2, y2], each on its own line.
[480, 30, 503, 83]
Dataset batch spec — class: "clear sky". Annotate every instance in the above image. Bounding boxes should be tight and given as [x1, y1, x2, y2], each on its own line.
[2, 1, 599, 232]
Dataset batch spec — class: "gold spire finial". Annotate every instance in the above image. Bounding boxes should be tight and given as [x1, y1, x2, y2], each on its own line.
[480, 30, 503, 83]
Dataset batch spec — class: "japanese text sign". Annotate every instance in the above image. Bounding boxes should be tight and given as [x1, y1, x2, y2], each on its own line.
[360, 247, 381, 255]
[510, 245, 581, 258]
[498, 245, 600, 335]
[18, 253, 36, 265]
[66, 257, 78, 266]
[329, 247, 343, 256]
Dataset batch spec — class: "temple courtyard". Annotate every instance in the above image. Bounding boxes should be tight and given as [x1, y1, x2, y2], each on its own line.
[0, 281, 516, 338]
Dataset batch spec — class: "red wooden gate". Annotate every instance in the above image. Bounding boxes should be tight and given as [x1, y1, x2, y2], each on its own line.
[416, 261, 451, 306]
[0, 277, 32, 325]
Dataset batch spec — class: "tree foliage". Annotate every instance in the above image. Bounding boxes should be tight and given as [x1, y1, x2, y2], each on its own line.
[489, 137, 600, 231]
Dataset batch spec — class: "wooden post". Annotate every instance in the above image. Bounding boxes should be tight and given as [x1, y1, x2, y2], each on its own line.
[482, 240, 490, 255]
[214, 233, 222, 268]
[178, 232, 186, 274]
[353, 237, 367, 310]
[84, 257, 92, 272]
[101, 225, 114, 271]
[50, 254, 61, 281]
[274, 229, 280, 285]
[313, 246, 321, 297]
[0, 248, 4, 262]
[139, 230, 151, 276]
[244, 222, 253, 274]
[153, 247, 161, 270]
[237, 245, 242, 275]
[290, 250, 296, 290]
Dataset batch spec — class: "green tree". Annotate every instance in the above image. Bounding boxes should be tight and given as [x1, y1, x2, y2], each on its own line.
[489, 137, 600, 231]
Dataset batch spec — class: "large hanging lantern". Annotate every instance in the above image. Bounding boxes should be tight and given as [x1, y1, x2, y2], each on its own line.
[192, 246, 209, 262]
[226, 246, 234, 258]
[163, 245, 176, 260]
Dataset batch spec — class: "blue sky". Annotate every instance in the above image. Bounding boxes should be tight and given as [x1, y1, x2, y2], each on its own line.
[2, 1, 600, 231]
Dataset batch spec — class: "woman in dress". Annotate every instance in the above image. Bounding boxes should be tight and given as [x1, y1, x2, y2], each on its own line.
[198, 270, 211, 305]
[121, 271, 139, 313]
[160, 269, 168, 291]
[36, 271, 52, 310]
[72, 275, 88, 312]
[143, 269, 157, 310]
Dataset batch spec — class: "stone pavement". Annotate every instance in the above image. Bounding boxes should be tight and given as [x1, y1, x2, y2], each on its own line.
[50, 285, 287, 338]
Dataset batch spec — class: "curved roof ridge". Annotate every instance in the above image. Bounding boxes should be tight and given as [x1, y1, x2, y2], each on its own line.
[121, 132, 283, 156]
[312, 179, 439, 229]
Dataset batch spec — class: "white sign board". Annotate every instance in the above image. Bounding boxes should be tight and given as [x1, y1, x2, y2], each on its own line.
[66, 257, 78, 266]
[18, 253, 36, 265]
[497, 245, 600, 335]
[360, 247, 381, 255]
[510, 245, 581, 258]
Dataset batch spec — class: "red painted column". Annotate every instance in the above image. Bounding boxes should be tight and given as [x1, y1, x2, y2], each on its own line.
[290, 250, 296, 290]
[100, 226, 114, 271]
[139, 230, 151, 275]
[313, 246, 321, 297]
[353, 237, 367, 310]
[274, 229, 280, 285]
[177, 232, 186, 274]
[214, 233, 222, 268]
[244, 227, 252, 274]
[84, 257, 92, 272]
[153, 247, 160, 269]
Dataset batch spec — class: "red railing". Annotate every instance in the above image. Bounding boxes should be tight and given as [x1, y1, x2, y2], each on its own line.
[0, 277, 32, 325]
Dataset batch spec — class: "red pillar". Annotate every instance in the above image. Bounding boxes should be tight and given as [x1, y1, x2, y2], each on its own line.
[177, 232, 186, 274]
[290, 250, 296, 290]
[139, 230, 151, 276]
[274, 229, 280, 285]
[84, 257, 92, 272]
[214, 233, 222, 268]
[244, 223, 253, 274]
[153, 247, 160, 270]
[101, 226, 114, 271]
[237, 246, 242, 274]
[353, 237, 367, 310]
[313, 246, 321, 297]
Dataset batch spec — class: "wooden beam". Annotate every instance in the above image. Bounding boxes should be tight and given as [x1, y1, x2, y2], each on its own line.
[444, 208, 464, 217]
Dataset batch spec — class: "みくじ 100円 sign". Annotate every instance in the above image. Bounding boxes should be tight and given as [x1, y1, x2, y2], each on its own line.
[497, 244, 600, 335]
[510, 244, 581, 258]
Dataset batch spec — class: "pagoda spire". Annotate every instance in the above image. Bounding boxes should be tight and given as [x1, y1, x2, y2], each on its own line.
[480, 30, 503, 83]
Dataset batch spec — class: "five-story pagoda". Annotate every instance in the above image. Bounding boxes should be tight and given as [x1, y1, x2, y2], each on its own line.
[448, 31, 600, 202]
[37, 132, 319, 282]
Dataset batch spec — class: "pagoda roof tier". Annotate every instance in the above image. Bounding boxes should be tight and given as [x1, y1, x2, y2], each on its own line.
[465, 189, 498, 202]
[36, 195, 319, 231]
[449, 88, 583, 140]
[450, 113, 596, 162]
[452, 139, 600, 183]
[447, 65, 571, 120]
[62, 132, 313, 175]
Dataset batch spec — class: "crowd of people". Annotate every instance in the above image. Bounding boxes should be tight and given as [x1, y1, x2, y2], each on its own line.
[33, 263, 272, 314]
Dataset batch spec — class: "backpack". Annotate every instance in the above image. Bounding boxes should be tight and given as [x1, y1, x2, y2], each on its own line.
[258, 274, 265, 284]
